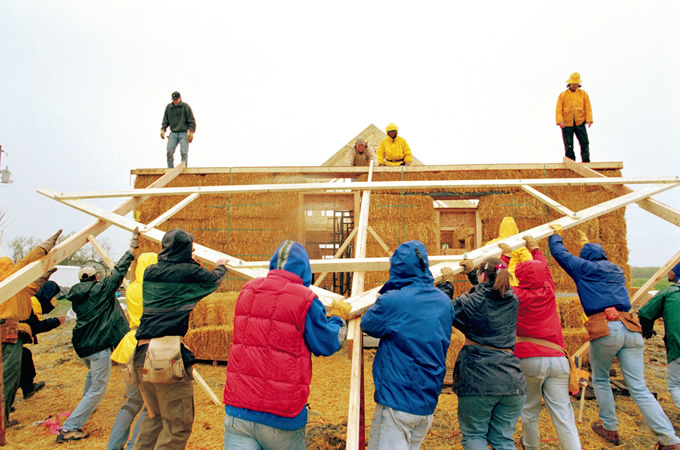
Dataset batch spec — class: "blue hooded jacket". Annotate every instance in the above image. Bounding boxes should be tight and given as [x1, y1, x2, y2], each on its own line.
[361, 241, 455, 416]
[548, 235, 631, 315]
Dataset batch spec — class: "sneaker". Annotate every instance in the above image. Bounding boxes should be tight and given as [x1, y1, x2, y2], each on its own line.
[592, 421, 620, 445]
[23, 381, 46, 399]
[56, 428, 89, 443]
[6, 419, 19, 427]
[655, 444, 680, 449]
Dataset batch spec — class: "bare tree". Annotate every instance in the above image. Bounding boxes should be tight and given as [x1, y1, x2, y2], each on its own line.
[6, 231, 112, 266]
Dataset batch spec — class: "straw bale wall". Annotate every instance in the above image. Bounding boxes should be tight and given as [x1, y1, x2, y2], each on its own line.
[184, 292, 239, 361]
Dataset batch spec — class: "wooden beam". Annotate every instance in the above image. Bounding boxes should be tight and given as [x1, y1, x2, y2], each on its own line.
[0, 163, 185, 305]
[573, 248, 680, 361]
[313, 227, 359, 287]
[564, 157, 680, 227]
[146, 193, 200, 230]
[367, 226, 392, 257]
[51, 176, 680, 200]
[345, 182, 679, 318]
[520, 185, 579, 219]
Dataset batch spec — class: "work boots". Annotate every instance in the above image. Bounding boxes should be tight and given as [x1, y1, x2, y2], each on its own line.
[655, 443, 680, 449]
[592, 421, 620, 445]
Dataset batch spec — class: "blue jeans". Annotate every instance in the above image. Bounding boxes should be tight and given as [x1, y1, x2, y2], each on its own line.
[519, 356, 581, 450]
[457, 394, 525, 450]
[668, 357, 680, 412]
[107, 381, 145, 449]
[590, 321, 680, 445]
[368, 403, 433, 450]
[61, 348, 112, 432]
[224, 414, 306, 450]
[166, 131, 188, 168]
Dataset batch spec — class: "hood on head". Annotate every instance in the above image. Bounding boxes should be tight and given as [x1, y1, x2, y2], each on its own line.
[158, 229, 194, 263]
[514, 260, 543, 289]
[269, 241, 312, 287]
[579, 243, 608, 261]
[379, 240, 433, 294]
[35, 280, 60, 314]
[497, 217, 519, 239]
[136, 252, 159, 280]
[386, 123, 398, 133]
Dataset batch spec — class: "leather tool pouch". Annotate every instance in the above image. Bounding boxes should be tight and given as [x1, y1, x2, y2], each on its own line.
[584, 314, 610, 341]
[142, 336, 185, 383]
[619, 311, 642, 333]
[0, 320, 19, 344]
[124, 351, 140, 385]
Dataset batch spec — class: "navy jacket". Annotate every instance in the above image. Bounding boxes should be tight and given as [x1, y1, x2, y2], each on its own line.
[361, 241, 454, 416]
[548, 235, 631, 316]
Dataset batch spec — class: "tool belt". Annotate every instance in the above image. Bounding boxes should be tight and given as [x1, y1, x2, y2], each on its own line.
[139, 336, 186, 384]
[0, 319, 19, 344]
[464, 337, 512, 352]
[516, 336, 580, 394]
[584, 309, 642, 341]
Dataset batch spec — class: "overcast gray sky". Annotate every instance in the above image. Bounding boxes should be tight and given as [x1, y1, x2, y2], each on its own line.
[1, 0, 678, 267]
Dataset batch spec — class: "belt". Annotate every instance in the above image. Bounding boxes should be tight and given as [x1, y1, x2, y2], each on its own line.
[385, 158, 404, 162]
[137, 337, 184, 346]
[464, 337, 512, 352]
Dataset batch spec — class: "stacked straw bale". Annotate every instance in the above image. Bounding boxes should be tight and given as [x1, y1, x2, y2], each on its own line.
[184, 292, 239, 361]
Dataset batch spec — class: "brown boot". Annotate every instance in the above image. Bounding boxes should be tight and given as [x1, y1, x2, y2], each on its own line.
[592, 421, 620, 445]
[655, 443, 680, 449]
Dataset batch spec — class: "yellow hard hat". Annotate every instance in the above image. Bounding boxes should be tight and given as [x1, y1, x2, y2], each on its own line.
[566, 72, 582, 84]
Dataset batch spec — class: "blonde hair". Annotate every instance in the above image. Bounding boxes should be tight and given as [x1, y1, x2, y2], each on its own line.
[478, 257, 511, 297]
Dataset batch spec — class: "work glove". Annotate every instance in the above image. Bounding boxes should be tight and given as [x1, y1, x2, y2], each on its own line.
[440, 266, 454, 283]
[460, 259, 475, 275]
[642, 328, 657, 339]
[498, 243, 512, 258]
[38, 230, 63, 253]
[578, 230, 589, 247]
[35, 268, 58, 289]
[161, 129, 166, 139]
[523, 235, 539, 251]
[326, 299, 351, 321]
[187, 130, 194, 143]
[130, 227, 140, 249]
[549, 224, 562, 235]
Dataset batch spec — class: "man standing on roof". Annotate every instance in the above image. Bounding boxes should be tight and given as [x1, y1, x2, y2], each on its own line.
[344, 137, 378, 166]
[223, 240, 349, 450]
[556, 72, 593, 163]
[161, 91, 196, 168]
[377, 123, 412, 166]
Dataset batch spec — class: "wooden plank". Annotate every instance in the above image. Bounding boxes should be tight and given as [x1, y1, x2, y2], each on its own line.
[130, 161, 624, 176]
[238, 255, 464, 273]
[367, 226, 391, 257]
[573, 249, 680, 361]
[345, 182, 679, 319]
[564, 157, 680, 227]
[0, 164, 185, 305]
[86, 235, 129, 288]
[520, 185, 579, 219]
[37, 191, 344, 306]
[146, 193, 200, 230]
[52, 176, 680, 200]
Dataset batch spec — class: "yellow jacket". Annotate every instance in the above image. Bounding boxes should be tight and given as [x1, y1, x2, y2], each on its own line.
[111, 252, 158, 364]
[486, 217, 533, 286]
[377, 124, 412, 166]
[556, 88, 593, 126]
[0, 247, 46, 322]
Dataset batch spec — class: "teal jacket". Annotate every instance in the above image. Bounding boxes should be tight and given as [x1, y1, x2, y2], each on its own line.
[67, 251, 134, 358]
[639, 284, 680, 362]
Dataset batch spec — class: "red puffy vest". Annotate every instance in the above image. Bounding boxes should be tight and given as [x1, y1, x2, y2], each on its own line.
[224, 270, 315, 417]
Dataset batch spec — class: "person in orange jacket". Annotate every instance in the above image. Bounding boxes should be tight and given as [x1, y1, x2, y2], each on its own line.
[556, 72, 593, 163]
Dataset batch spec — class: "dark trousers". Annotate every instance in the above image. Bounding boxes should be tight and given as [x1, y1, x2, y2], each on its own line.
[2, 338, 23, 419]
[19, 346, 36, 395]
[561, 122, 590, 162]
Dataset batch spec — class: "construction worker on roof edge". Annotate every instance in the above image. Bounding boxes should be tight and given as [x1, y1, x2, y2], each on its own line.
[556, 72, 593, 163]
[377, 123, 412, 166]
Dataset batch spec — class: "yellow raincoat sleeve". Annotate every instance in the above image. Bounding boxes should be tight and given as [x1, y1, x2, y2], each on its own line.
[402, 138, 412, 164]
[0, 246, 48, 321]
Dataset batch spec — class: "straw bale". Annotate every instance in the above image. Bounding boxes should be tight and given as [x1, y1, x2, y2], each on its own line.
[184, 326, 233, 361]
[562, 327, 588, 357]
[446, 328, 466, 368]
[189, 292, 240, 329]
[556, 296, 585, 329]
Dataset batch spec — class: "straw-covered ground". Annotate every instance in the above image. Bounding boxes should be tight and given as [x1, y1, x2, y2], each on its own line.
[5, 304, 680, 449]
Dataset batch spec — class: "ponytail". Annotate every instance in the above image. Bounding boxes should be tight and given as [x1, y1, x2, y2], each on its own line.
[478, 257, 511, 297]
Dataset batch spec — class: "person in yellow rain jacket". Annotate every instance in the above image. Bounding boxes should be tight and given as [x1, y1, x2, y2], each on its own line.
[556, 72, 593, 163]
[486, 217, 532, 286]
[0, 229, 61, 426]
[377, 123, 412, 166]
[108, 252, 158, 450]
